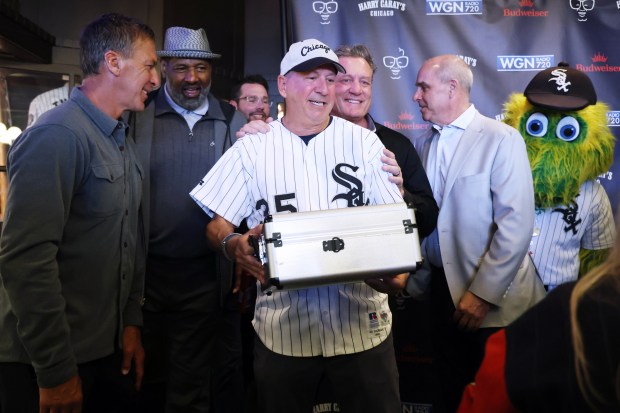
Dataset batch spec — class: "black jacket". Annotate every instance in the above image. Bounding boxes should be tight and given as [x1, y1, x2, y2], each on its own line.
[374, 121, 438, 238]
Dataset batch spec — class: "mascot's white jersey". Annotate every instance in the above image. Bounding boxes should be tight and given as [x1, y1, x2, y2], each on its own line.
[529, 180, 615, 289]
[190, 116, 402, 357]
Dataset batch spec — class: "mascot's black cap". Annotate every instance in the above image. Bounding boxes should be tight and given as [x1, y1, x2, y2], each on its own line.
[524, 62, 597, 111]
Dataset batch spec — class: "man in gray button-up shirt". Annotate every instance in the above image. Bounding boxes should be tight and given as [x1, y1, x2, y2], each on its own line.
[0, 13, 159, 413]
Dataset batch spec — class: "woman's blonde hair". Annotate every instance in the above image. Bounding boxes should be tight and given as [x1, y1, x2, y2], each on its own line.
[570, 210, 620, 411]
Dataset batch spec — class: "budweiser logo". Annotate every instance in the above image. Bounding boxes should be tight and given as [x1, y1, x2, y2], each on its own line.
[398, 111, 414, 121]
[519, 0, 534, 7]
[592, 52, 608, 63]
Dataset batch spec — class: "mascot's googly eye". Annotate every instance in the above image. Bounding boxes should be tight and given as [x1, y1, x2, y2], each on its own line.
[525, 112, 548, 137]
[555, 116, 580, 142]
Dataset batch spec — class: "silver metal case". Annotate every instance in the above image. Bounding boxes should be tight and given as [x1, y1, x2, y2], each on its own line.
[256, 202, 423, 293]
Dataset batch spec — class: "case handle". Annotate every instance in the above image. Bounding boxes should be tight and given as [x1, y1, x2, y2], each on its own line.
[323, 237, 345, 253]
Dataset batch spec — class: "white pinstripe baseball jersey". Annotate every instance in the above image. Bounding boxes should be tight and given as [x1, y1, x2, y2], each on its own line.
[529, 180, 615, 289]
[190, 116, 403, 357]
[27, 84, 69, 128]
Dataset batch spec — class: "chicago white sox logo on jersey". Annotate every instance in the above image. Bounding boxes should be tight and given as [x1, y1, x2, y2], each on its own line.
[331, 163, 369, 207]
[190, 116, 401, 358]
[553, 201, 582, 235]
[529, 181, 615, 288]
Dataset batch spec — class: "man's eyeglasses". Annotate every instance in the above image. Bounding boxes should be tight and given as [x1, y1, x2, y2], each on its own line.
[238, 96, 271, 106]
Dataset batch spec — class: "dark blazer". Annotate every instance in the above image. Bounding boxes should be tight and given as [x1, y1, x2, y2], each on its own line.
[127, 88, 247, 306]
[374, 120, 438, 238]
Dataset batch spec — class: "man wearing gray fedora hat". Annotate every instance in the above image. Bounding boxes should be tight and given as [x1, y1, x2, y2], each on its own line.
[128, 26, 246, 412]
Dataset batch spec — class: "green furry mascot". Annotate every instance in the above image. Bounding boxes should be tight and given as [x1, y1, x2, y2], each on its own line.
[503, 63, 616, 290]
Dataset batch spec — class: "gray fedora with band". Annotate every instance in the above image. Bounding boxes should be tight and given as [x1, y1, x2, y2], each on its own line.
[157, 27, 221, 59]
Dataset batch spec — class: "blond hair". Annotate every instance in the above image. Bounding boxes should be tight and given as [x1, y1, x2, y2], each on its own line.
[570, 210, 620, 411]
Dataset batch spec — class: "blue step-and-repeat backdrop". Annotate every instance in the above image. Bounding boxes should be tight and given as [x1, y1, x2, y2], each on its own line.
[285, 0, 619, 218]
[285, 1, 620, 412]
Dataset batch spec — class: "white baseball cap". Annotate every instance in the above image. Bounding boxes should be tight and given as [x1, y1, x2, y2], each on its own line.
[280, 39, 346, 76]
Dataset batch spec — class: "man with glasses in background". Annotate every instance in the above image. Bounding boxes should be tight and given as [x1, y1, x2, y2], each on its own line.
[230, 74, 272, 121]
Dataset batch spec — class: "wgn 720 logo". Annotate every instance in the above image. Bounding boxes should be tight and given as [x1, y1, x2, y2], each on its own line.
[497, 55, 554, 71]
[426, 0, 482, 15]
[607, 111, 620, 127]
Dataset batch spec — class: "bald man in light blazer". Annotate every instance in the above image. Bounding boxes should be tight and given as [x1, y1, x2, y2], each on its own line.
[406, 55, 546, 413]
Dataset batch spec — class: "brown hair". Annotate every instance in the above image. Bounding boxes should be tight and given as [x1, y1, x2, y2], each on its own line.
[80, 13, 155, 77]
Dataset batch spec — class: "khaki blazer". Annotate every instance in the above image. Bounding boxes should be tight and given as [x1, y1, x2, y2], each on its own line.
[410, 112, 545, 327]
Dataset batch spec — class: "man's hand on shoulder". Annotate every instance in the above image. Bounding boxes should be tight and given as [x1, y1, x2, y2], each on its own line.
[235, 118, 273, 139]
[39, 374, 82, 413]
[381, 148, 404, 197]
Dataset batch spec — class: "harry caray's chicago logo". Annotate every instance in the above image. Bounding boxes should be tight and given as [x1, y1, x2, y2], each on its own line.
[331, 163, 369, 207]
[312, 0, 339, 24]
[358, 0, 406, 17]
[383, 48, 409, 79]
[426, 0, 483, 15]
[497, 55, 554, 71]
[456, 54, 477, 67]
[312, 402, 340, 413]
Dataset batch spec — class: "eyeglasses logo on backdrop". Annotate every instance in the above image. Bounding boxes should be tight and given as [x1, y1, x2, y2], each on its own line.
[383, 48, 409, 80]
[569, 0, 594, 21]
[312, 1, 339, 24]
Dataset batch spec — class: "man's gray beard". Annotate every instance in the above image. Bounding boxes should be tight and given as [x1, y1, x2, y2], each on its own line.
[167, 82, 211, 110]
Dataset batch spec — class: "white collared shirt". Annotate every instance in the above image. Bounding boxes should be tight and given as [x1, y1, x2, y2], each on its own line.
[426, 104, 477, 267]
[164, 84, 209, 131]
[430, 104, 476, 206]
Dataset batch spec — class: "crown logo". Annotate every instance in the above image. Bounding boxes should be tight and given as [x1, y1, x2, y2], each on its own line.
[592, 52, 608, 63]
[398, 111, 414, 121]
[519, 0, 534, 7]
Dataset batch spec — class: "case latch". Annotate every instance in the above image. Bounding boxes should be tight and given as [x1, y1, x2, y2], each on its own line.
[323, 237, 345, 253]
